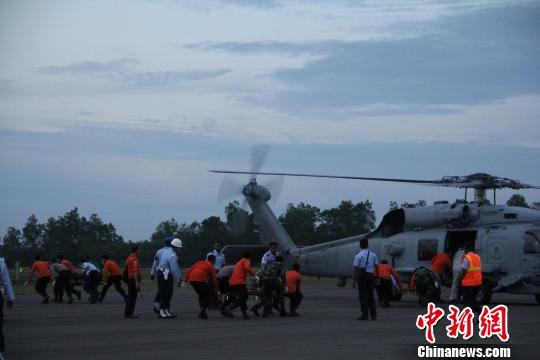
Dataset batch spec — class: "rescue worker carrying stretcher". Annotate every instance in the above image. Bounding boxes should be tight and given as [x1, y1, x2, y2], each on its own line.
[410, 266, 441, 306]
[251, 256, 287, 317]
[184, 255, 230, 319]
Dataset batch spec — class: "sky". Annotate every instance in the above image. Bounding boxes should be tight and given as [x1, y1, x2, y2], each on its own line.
[1, 0, 539, 241]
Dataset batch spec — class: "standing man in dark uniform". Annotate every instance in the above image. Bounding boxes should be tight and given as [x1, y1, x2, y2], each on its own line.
[0, 257, 14, 359]
[124, 245, 141, 319]
[352, 238, 378, 320]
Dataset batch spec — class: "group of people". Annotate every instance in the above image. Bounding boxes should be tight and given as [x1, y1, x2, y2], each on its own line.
[149, 238, 304, 320]
[353, 237, 483, 320]
[23, 247, 142, 318]
[414, 242, 483, 314]
[24, 255, 126, 305]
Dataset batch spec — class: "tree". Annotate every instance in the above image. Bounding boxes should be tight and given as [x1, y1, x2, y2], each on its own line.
[389, 200, 426, 211]
[318, 200, 375, 241]
[22, 214, 45, 249]
[279, 202, 321, 246]
[224, 201, 258, 245]
[507, 194, 528, 208]
[1, 227, 23, 266]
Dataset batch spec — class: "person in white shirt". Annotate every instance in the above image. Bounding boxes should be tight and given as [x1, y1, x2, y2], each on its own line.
[207, 240, 226, 271]
[352, 238, 379, 320]
[80, 256, 100, 303]
[261, 242, 280, 269]
[0, 257, 14, 358]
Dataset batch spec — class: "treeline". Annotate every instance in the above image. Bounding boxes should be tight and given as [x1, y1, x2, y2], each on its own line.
[0, 200, 375, 267]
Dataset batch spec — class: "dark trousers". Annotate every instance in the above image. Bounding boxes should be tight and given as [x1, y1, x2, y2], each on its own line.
[157, 271, 174, 310]
[0, 291, 4, 352]
[35, 276, 51, 299]
[124, 278, 137, 317]
[225, 285, 249, 312]
[261, 279, 285, 314]
[462, 285, 480, 314]
[379, 278, 393, 306]
[54, 270, 77, 301]
[100, 275, 126, 301]
[284, 291, 303, 311]
[191, 281, 213, 309]
[83, 271, 100, 302]
[358, 273, 376, 319]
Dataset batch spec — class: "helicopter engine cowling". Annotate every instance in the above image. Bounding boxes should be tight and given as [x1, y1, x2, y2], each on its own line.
[243, 182, 271, 202]
[402, 203, 480, 230]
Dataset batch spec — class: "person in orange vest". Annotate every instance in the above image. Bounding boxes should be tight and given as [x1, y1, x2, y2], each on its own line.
[458, 242, 482, 314]
[224, 253, 256, 319]
[100, 255, 127, 303]
[431, 252, 452, 283]
[124, 245, 142, 319]
[184, 255, 225, 319]
[24, 255, 52, 303]
[284, 263, 303, 316]
[376, 260, 402, 308]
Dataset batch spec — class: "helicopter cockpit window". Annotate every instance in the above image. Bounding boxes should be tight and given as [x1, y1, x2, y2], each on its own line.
[523, 231, 540, 254]
[418, 239, 438, 261]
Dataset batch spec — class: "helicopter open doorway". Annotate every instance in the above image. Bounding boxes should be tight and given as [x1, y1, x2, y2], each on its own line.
[445, 230, 477, 258]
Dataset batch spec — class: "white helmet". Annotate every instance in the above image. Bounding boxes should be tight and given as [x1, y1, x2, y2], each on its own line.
[171, 238, 183, 248]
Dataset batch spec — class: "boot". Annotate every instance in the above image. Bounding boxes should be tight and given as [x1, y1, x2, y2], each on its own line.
[199, 310, 208, 319]
[159, 309, 169, 319]
[153, 302, 160, 314]
[250, 305, 261, 317]
[165, 309, 177, 318]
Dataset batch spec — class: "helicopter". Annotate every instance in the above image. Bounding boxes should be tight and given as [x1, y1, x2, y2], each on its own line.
[212, 146, 540, 304]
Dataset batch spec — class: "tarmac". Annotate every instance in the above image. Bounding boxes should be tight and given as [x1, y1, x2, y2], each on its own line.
[5, 286, 540, 360]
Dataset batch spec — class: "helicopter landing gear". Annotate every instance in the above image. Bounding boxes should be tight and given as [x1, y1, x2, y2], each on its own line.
[476, 282, 492, 305]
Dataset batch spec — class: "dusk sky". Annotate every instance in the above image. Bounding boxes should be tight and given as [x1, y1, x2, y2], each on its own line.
[1, 0, 539, 241]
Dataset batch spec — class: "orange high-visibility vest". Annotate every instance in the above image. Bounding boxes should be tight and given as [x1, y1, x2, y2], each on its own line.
[461, 252, 482, 287]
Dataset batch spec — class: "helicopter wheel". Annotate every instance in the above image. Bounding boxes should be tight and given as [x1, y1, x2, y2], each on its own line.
[535, 294, 540, 305]
[476, 283, 492, 305]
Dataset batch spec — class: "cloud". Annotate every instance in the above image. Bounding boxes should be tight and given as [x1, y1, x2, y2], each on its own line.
[185, 41, 336, 56]
[36, 58, 231, 87]
[270, 5, 539, 110]
[122, 69, 231, 86]
[188, 5, 540, 113]
[37, 58, 139, 76]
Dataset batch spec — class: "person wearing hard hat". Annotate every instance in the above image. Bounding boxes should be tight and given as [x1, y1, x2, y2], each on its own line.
[150, 237, 183, 318]
[458, 242, 482, 314]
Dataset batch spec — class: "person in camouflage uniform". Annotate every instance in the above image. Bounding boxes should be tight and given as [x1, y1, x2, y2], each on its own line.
[412, 266, 441, 306]
[251, 256, 287, 317]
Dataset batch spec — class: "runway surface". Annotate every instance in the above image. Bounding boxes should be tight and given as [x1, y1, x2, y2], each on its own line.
[5, 287, 540, 360]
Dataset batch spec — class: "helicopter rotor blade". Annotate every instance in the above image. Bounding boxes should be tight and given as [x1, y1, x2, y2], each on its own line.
[211, 170, 441, 185]
[263, 175, 285, 206]
[250, 144, 271, 180]
[217, 177, 244, 204]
